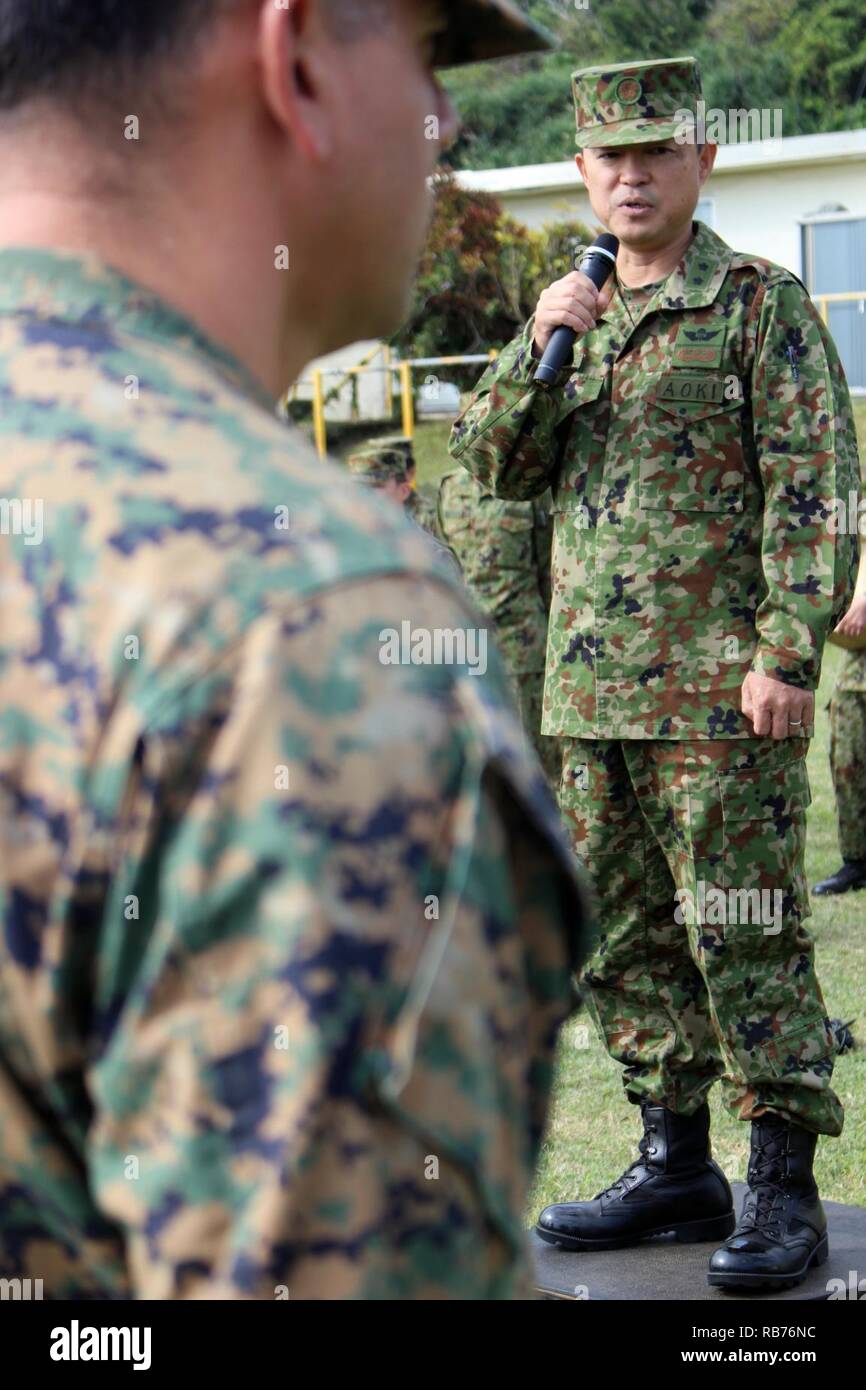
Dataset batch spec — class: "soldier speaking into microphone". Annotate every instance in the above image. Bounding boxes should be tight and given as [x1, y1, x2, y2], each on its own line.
[449, 56, 860, 1291]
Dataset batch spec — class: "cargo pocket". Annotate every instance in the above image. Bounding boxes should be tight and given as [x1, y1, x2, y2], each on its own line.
[718, 755, 812, 937]
[756, 1010, 835, 1083]
[483, 501, 536, 574]
[638, 383, 745, 513]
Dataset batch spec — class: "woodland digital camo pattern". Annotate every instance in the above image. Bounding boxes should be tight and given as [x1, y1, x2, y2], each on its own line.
[437, 469, 561, 786]
[561, 737, 843, 1135]
[0, 247, 590, 1300]
[571, 55, 702, 149]
[829, 652, 866, 861]
[450, 221, 861, 741]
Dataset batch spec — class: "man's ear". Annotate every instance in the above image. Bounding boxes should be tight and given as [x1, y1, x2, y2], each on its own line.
[575, 152, 586, 183]
[258, 0, 334, 162]
[697, 141, 717, 187]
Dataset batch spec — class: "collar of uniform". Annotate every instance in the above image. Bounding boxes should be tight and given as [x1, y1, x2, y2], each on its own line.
[655, 220, 732, 309]
[0, 246, 276, 412]
[596, 219, 732, 334]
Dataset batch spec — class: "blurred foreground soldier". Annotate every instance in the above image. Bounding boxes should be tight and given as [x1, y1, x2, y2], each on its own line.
[438, 469, 561, 787]
[347, 442, 460, 577]
[0, 0, 591, 1301]
[450, 55, 860, 1290]
[815, 571, 866, 896]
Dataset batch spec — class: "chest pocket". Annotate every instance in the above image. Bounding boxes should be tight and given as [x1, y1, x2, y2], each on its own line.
[550, 371, 608, 515]
[638, 374, 746, 514]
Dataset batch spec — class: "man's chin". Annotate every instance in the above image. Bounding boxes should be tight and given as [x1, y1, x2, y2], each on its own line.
[610, 215, 665, 245]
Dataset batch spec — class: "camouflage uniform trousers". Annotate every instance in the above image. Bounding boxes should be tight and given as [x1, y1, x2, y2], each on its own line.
[559, 736, 843, 1136]
[514, 667, 562, 791]
[828, 680, 866, 863]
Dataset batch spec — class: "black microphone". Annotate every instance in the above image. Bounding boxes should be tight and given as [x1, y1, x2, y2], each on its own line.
[533, 233, 619, 388]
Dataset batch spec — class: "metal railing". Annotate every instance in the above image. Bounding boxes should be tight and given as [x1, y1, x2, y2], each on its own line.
[285, 351, 497, 458]
[813, 290, 866, 322]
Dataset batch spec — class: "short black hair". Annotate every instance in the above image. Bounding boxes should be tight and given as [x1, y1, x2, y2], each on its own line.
[0, 0, 392, 114]
[0, 0, 223, 111]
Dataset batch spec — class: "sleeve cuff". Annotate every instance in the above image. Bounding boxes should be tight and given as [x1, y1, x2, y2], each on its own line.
[751, 646, 819, 690]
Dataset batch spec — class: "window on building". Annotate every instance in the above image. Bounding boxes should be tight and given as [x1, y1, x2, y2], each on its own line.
[802, 216, 866, 391]
[695, 197, 715, 228]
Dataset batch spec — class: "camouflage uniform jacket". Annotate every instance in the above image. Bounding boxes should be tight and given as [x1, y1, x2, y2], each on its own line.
[0, 248, 589, 1300]
[437, 470, 553, 674]
[449, 221, 860, 739]
[406, 486, 440, 536]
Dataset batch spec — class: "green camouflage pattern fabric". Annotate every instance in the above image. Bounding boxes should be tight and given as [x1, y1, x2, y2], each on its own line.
[450, 221, 861, 740]
[347, 444, 410, 486]
[437, 469, 561, 784]
[364, 434, 414, 464]
[0, 247, 591, 1300]
[514, 671, 561, 791]
[562, 737, 843, 1135]
[571, 55, 702, 149]
[829, 652, 866, 861]
[834, 639, 866, 693]
[405, 487, 440, 537]
[437, 471, 552, 673]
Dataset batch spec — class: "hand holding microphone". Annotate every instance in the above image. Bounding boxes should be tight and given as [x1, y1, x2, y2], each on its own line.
[533, 233, 619, 388]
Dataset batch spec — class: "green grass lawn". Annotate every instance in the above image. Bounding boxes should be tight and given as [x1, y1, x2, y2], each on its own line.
[325, 416, 454, 491]
[337, 402, 866, 1213]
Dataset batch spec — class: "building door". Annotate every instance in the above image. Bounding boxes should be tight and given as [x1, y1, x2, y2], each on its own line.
[803, 216, 866, 391]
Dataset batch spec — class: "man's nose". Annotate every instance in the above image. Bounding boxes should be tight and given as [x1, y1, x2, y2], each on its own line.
[618, 161, 651, 184]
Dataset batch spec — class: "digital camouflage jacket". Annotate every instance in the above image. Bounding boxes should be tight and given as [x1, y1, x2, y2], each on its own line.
[0, 248, 589, 1300]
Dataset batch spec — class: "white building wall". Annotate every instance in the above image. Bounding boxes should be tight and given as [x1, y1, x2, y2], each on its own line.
[488, 160, 866, 280]
[703, 162, 866, 275]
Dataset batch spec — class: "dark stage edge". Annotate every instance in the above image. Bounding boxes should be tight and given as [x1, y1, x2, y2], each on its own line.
[532, 1184, 866, 1300]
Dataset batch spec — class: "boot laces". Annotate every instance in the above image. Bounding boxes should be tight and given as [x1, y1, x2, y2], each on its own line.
[594, 1124, 658, 1200]
[739, 1135, 790, 1238]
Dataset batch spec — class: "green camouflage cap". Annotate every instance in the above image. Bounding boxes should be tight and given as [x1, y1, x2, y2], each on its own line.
[364, 435, 415, 469]
[435, 1, 556, 69]
[572, 56, 702, 149]
[347, 445, 410, 487]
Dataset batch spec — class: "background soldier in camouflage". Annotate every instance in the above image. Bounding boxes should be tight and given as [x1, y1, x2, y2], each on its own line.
[450, 55, 860, 1291]
[0, 0, 591, 1301]
[353, 433, 441, 533]
[348, 441, 461, 577]
[815, 583, 866, 895]
[438, 468, 562, 786]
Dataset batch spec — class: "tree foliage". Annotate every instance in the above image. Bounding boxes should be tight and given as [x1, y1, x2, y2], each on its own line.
[441, 0, 866, 169]
[390, 174, 593, 367]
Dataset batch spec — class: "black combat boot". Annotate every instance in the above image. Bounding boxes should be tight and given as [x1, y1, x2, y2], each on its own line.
[536, 1101, 735, 1251]
[813, 860, 866, 895]
[708, 1117, 828, 1290]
